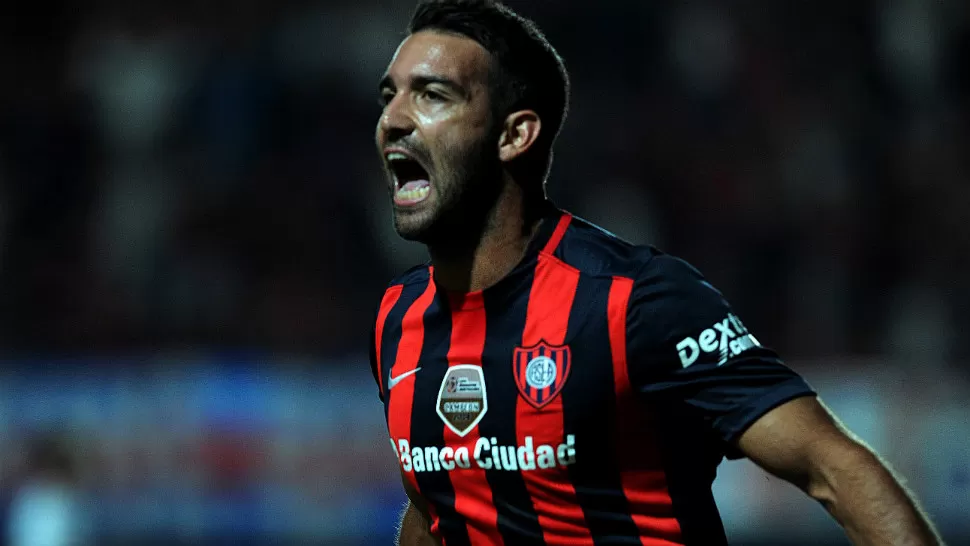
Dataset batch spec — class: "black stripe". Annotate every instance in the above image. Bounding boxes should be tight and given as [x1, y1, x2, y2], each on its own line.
[408, 291, 472, 546]
[562, 275, 643, 544]
[381, 280, 429, 424]
[653, 410, 729, 545]
[480, 272, 545, 545]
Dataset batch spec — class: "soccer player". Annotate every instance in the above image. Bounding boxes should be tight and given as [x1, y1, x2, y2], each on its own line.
[369, 1, 943, 545]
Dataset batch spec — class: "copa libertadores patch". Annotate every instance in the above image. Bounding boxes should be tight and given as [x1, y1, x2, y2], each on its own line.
[436, 364, 488, 437]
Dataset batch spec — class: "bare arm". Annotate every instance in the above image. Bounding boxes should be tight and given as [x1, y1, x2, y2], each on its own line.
[397, 501, 440, 546]
[396, 474, 441, 546]
[737, 396, 943, 546]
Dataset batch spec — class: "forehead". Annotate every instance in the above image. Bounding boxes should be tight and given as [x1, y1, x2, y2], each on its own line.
[385, 30, 492, 88]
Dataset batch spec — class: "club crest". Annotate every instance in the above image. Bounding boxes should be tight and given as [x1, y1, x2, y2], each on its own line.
[513, 341, 571, 409]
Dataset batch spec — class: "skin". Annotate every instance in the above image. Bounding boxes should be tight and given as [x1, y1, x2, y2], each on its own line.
[376, 30, 543, 295]
[376, 30, 944, 546]
[738, 397, 943, 546]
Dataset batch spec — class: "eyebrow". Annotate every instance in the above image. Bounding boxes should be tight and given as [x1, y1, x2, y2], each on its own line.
[378, 74, 467, 97]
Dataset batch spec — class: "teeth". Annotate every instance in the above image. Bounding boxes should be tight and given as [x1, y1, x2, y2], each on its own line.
[386, 152, 410, 162]
[396, 185, 431, 201]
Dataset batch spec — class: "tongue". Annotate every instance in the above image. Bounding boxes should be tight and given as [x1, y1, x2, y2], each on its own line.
[399, 179, 430, 192]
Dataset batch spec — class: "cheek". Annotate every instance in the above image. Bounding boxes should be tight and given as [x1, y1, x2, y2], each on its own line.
[438, 129, 488, 163]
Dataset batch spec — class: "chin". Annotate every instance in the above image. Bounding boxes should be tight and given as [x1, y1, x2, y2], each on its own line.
[393, 209, 439, 243]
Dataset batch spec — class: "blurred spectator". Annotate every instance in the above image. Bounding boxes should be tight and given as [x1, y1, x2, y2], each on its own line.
[0, 0, 965, 361]
[6, 434, 87, 546]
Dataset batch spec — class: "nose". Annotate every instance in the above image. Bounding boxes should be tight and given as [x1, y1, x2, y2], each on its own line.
[379, 95, 416, 143]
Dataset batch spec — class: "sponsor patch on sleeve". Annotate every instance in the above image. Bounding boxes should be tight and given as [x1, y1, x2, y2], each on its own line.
[675, 313, 761, 368]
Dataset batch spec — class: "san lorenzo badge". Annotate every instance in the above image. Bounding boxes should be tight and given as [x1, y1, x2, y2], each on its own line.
[436, 365, 488, 437]
[513, 341, 571, 409]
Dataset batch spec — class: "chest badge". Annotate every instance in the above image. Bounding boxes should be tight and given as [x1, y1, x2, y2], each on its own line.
[513, 341, 572, 409]
[436, 365, 488, 437]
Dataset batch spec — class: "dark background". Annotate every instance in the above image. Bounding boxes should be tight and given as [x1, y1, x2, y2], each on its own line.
[0, 0, 967, 544]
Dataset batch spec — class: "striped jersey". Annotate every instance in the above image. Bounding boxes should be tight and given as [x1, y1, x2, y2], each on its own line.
[369, 204, 816, 545]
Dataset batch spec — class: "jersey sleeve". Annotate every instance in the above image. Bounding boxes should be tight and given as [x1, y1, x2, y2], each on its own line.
[626, 254, 815, 458]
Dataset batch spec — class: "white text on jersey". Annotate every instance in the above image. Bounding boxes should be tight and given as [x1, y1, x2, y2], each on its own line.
[675, 313, 761, 368]
[391, 435, 576, 473]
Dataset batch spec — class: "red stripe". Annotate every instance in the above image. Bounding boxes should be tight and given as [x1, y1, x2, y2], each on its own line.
[608, 277, 683, 545]
[443, 292, 504, 545]
[516, 256, 591, 544]
[375, 284, 405, 394]
[386, 273, 441, 533]
[541, 213, 573, 255]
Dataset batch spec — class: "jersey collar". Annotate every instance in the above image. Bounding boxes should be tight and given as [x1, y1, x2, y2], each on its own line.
[439, 200, 567, 311]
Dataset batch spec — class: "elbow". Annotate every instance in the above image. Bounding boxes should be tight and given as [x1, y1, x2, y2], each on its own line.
[804, 471, 838, 510]
[802, 439, 879, 509]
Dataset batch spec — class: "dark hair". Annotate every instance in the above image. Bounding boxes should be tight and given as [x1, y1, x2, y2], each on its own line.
[408, 0, 570, 192]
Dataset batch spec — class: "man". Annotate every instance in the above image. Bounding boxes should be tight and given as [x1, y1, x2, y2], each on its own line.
[369, 1, 943, 544]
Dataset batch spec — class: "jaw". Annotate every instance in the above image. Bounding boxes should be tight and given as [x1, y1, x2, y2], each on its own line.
[392, 203, 439, 242]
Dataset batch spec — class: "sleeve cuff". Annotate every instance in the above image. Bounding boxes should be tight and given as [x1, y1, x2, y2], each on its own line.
[717, 377, 817, 460]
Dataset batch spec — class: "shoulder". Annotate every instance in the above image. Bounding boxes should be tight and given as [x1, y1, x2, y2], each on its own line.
[370, 263, 431, 323]
[554, 214, 712, 293]
[551, 214, 659, 278]
[625, 249, 736, 348]
[556, 216, 734, 343]
[385, 262, 432, 290]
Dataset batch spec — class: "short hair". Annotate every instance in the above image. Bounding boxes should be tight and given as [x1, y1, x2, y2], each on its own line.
[408, 0, 570, 190]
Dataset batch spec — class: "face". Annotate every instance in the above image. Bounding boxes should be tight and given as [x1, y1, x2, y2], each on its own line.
[376, 31, 502, 243]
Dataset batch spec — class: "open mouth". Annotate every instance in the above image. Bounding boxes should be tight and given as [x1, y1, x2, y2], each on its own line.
[386, 151, 431, 206]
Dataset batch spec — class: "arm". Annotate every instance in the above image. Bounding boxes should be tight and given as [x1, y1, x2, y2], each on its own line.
[397, 500, 440, 546]
[624, 254, 942, 545]
[396, 474, 441, 546]
[371, 294, 438, 545]
[737, 396, 943, 546]
[370, 290, 439, 545]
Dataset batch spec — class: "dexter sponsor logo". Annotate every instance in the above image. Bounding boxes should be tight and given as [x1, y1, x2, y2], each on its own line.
[391, 435, 577, 473]
[676, 313, 761, 368]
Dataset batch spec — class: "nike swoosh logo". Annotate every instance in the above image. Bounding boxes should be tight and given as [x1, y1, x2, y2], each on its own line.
[388, 367, 421, 390]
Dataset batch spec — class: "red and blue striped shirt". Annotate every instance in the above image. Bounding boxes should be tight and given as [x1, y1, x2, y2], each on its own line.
[370, 204, 815, 545]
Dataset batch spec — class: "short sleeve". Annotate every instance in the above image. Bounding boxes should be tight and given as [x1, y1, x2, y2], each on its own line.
[627, 254, 815, 457]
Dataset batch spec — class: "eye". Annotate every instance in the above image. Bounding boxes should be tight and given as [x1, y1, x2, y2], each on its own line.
[421, 89, 446, 103]
[378, 89, 395, 107]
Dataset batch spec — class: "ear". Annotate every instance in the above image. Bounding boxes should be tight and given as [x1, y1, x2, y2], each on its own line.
[498, 110, 541, 163]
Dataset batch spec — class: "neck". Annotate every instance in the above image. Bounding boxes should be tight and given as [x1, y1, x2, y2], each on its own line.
[428, 187, 545, 294]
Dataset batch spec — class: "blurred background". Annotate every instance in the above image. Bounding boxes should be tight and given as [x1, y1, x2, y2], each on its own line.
[0, 0, 968, 544]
